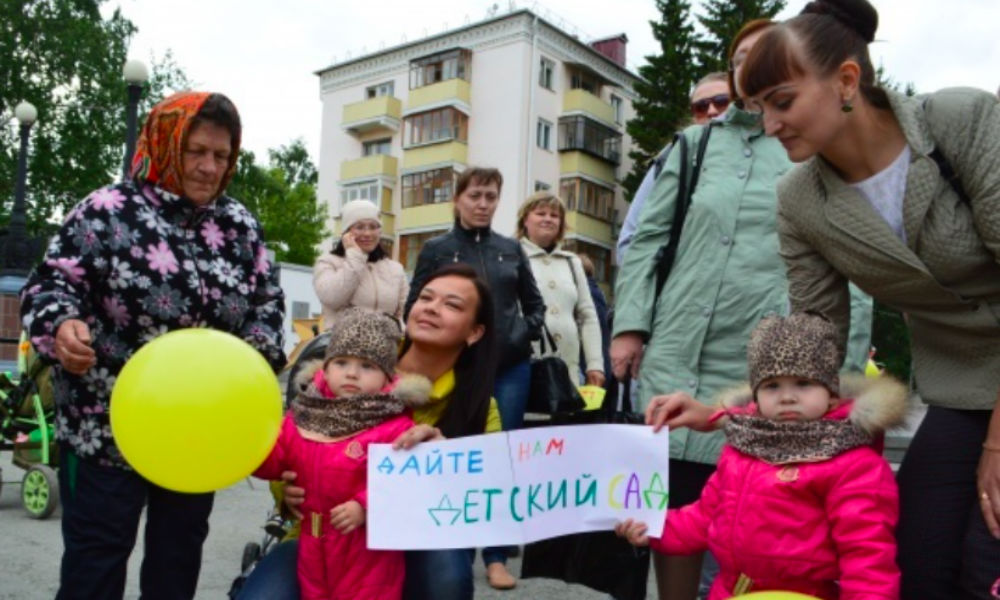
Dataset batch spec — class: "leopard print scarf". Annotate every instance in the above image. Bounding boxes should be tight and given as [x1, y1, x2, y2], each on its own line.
[291, 383, 407, 439]
[724, 414, 873, 465]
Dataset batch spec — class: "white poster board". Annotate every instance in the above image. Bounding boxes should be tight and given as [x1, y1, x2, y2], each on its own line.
[368, 424, 669, 549]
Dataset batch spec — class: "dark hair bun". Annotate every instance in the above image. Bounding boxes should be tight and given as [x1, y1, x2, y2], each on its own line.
[801, 0, 878, 43]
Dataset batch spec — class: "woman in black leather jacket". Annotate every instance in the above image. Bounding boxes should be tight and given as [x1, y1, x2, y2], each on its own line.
[403, 166, 545, 589]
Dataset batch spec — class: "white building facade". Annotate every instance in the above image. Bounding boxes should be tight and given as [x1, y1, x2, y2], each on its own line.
[315, 9, 640, 295]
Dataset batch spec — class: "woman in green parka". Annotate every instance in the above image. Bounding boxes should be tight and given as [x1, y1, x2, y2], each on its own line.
[610, 19, 872, 599]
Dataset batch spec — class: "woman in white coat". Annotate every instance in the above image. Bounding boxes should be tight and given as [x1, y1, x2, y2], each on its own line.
[517, 192, 605, 387]
[313, 199, 408, 327]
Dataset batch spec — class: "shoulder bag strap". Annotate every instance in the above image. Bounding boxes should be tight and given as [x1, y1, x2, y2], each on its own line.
[653, 123, 715, 302]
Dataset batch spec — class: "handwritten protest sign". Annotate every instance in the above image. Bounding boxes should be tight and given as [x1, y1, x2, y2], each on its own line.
[367, 424, 669, 550]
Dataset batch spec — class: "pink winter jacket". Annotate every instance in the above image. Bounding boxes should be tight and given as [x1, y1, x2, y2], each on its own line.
[651, 376, 907, 600]
[254, 370, 431, 600]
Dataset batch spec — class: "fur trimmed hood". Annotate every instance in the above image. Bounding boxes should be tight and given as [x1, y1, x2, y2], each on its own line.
[715, 374, 910, 435]
[292, 358, 432, 408]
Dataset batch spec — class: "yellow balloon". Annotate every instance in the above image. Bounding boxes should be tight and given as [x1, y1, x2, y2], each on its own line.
[865, 358, 882, 378]
[111, 328, 282, 493]
[733, 593, 822, 599]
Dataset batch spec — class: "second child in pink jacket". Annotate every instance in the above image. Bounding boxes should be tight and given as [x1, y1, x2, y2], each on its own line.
[255, 309, 430, 600]
[618, 313, 906, 600]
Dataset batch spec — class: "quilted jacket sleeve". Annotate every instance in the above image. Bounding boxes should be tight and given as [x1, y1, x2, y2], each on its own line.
[649, 454, 724, 557]
[253, 417, 292, 481]
[775, 178, 853, 358]
[924, 88, 1000, 265]
[20, 191, 111, 362]
[241, 220, 287, 372]
[825, 450, 900, 599]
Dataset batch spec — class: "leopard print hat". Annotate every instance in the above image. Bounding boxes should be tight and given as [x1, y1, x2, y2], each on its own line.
[747, 312, 841, 397]
[324, 308, 402, 376]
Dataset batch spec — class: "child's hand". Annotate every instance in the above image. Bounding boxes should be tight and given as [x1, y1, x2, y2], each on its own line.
[614, 518, 650, 547]
[330, 500, 365, 534]
[280, 471, 305, 520]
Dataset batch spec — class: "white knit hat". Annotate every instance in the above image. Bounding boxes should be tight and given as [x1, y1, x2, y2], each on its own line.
[341, 199, 380, 233]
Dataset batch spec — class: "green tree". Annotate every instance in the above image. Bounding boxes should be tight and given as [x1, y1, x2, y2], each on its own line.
[228, 148, 327, 266]
[1, 0, 190, 231]
[694, 0, 786, 75]
[268, 138, 318, 186]
[622, 0, 699, 200]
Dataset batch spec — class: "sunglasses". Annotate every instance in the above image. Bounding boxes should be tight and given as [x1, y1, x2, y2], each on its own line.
[690, 94, 731, 118]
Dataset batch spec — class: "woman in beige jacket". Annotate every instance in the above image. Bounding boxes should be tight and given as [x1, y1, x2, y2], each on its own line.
[737, 0, 1000, 597]
[517, 192, 605, 387]
[313, 199, 408, 327]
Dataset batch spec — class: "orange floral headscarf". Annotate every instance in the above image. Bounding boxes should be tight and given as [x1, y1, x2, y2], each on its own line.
[130, 91, 241, 200]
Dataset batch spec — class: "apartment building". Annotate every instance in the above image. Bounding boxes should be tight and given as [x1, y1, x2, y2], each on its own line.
[315, 9, 640, 294]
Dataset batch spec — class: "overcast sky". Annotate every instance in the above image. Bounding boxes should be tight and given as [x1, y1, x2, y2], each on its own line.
[107, 0, 1000, 163]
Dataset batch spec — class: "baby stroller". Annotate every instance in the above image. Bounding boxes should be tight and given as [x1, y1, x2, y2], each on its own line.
[0, 334, 60, 519]
[228, 321, 330, 597]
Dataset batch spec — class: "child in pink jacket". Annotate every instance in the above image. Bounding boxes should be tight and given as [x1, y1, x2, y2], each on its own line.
[618, 312, 905, 599]
[255, 308, 430, 600]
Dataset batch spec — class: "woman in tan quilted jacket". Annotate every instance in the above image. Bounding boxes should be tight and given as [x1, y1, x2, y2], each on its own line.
[313, 199, 409, 327]
[737, 0, 1000, 597]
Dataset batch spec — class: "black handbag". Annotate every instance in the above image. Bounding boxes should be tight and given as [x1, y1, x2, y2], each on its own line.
[526, 325, 585, 414]
[521, 377, 649, 600]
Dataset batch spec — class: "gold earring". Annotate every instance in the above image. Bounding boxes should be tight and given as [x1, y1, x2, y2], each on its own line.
[841, 98, 853, 113]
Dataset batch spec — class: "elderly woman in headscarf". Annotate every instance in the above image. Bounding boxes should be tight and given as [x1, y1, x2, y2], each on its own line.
[19, 91, 286, 600]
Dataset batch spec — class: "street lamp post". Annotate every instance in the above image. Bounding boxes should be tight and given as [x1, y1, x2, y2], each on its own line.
[2, 101, 39, 276]
[121, 58, 149, 181]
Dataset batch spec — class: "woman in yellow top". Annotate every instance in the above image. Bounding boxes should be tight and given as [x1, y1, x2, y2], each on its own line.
[237, 263, 500, 600]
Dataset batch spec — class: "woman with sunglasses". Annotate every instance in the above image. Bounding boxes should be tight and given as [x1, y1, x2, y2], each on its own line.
[610, 19, 873, 599]
[690, 72, 731, 123]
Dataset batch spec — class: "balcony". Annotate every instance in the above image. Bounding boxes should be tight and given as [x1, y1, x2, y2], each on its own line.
[342, 96, 402, 136]
[406, 79, 471, 114]
[565, 210, 612, 243]
[562, 89, 616, 127]
[340, 154, 398, 182]
[403, 141, 467, 171]
[560, 152, 616, 185]
[399, 202, 454, 230]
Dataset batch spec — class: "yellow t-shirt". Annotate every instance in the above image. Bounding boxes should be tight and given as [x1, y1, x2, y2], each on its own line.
[412, 369, 502, 433]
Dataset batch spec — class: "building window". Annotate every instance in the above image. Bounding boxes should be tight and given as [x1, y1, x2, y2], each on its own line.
[362, 138, 392, 156]
[560, 178, 614, 221]
[409, 49, 472, 89]
[570, 69, 601, 95]
[536, 119, 552, 150]
[610, 94, 623, 125]
[399, 230, 445, 274]
[539, 57, 554, 90]
[340, 180, 380, 208]
[404, 107, 468, 147]
[366, 81, 395, 98]
[558, 115, 622, 164]
[562, 239, 612, 286]
[535, 181, 550, 192]
[401, 168, 457, 208]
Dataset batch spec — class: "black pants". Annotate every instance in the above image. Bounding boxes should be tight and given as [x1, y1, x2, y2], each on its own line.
[896, 407, 1000, 600]
[56, 446, 215, 600]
